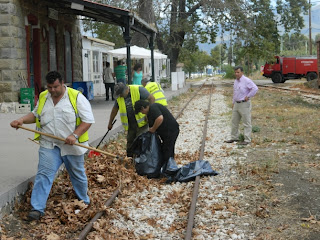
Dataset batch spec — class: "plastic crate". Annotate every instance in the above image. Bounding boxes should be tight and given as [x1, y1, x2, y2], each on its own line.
[20, 96, 34, 110]
[20, 88, 35, 98]
[16, 103, 31, 114]
[72, 81, 94, 100]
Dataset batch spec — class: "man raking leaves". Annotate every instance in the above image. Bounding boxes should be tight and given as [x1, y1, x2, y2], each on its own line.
[10, 71, 95, 221]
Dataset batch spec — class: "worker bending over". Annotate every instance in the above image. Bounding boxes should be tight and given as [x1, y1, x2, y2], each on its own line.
[108, 83, 155, 157]
[134, 100, 179, 172]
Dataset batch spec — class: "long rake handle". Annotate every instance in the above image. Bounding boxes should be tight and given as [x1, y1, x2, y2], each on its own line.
[17, 125, 117, 158]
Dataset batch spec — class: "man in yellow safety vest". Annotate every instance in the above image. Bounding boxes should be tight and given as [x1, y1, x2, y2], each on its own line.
[141, 78, 168, 106]
[10, 71, 94, 221]
[107, 82, 155, 157]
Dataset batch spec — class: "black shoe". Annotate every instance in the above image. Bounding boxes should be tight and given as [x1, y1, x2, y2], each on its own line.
[106, 99, 109, 101]
[225, 139, 239, 143]
[112, 98, 115, 101]
[27, 210, 42, 221]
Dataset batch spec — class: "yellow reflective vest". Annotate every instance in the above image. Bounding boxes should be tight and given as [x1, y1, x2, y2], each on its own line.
[34, 88, 89, 143]
[117, 85, 147, 130]
[145, 82, 167, 106]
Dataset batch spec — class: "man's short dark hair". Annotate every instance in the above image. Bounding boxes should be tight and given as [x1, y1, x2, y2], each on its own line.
[134, 100, 149, 114]
[114, 82, 128, 99]
[46, 71, 62, 84]
[117, 60, 122, 65]
[234, 66, 243, 72]
[106, 62, 110, 67]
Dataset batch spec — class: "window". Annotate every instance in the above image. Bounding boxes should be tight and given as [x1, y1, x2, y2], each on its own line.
[93, 51, 99, 73]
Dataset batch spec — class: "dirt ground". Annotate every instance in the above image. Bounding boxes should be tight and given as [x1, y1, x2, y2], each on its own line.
[221, 83, 320, 240]
[1, 81, 320, 239]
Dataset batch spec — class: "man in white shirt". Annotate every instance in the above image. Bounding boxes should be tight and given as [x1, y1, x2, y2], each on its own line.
[103, 61, 115, 101]
[10, 71, 95, 221]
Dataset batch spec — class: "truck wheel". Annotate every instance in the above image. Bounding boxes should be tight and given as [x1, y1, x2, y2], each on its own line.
[306, 72, 317, 81]
[272, 73, 282, 83]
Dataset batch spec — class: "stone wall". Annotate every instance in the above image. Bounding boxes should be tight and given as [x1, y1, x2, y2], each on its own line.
[0, 0, 26, 107]
[0, 0, 83, 113]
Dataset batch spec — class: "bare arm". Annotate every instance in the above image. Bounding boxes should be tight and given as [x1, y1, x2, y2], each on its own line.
[147, 94, 155, 104]
[149, 115, 163, 133]
[10, 112, 36, 129]
[108, 107, 119, 130]
[65, 122, 92, 145]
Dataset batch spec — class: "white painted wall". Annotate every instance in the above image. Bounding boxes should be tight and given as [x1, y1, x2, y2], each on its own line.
[82, 36, 114, 97]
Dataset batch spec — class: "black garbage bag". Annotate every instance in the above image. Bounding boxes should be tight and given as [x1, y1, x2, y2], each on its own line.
[166, 159, 219, 183]
[130, 132, 163, 178]
[161, 157, 180, 176]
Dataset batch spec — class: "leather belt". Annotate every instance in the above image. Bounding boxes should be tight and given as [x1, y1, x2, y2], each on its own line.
[236, 100, 247, 103]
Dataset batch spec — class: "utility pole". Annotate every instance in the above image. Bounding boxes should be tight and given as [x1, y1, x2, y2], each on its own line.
[309, 0, 312, 55]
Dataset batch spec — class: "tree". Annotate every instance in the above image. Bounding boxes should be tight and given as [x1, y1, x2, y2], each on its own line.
[131, 0, 155, 47]
[83, 0, 309, 73]
[82, 20, 125, 48]
[210, 44, 226, 69]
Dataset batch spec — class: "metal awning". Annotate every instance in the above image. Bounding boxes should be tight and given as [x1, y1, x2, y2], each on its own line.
[50, 0, 157, 36]
[46, 0, 158, 82]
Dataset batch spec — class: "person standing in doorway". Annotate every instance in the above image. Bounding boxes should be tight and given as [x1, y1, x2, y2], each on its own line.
[103, 62, 115, 101]
[131, 63, 143, 85]
[114, 60, 127, 85]
[10, 71, 94, 221]
[225, 66, 258, 145]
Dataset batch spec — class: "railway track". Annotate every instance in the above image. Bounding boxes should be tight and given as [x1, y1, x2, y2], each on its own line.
[77, 81, 217, 239]
[222, 80, 320, 101]
[3, 80, 253, 239]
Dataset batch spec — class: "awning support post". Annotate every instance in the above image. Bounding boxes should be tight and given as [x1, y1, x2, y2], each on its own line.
[149, 33, 155, 82]
[123, 21, 132, 84]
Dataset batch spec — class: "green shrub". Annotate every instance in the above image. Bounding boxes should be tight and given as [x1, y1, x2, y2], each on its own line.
[223, 65, 235, 79]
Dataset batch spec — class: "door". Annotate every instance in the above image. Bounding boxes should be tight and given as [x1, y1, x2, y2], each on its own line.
[49, 26, 57, 71]
[65, 31, 72, 83]
[26, 15, 41, 98]
[282, 58, 295, 74]
[92, 51, 103, 96]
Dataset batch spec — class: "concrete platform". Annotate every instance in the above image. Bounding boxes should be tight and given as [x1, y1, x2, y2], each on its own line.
[0, 83, 191, 217]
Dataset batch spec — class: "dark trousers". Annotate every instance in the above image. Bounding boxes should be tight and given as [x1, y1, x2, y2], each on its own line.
[160, 128, 179, 167]
[127, 123, 149, 157]
[105, 83, 115, 100]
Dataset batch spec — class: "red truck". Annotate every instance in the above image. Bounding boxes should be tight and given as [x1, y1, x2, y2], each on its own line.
[263, 56, 318, 83]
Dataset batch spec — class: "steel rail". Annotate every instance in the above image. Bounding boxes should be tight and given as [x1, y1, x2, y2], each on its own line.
[222, 81, 320, 101]
[174, 82, 206, 120]
[185, 82, 214, 240]
[77, 80, 211, 239]
[256, 84, 320, 101]
[78, 188, 120, 240]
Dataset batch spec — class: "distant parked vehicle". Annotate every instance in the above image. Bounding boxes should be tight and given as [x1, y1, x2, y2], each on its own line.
[263, 56, 318, 83]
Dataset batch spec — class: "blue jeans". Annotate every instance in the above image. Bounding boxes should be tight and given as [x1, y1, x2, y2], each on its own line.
[31, 146, 90, 214]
